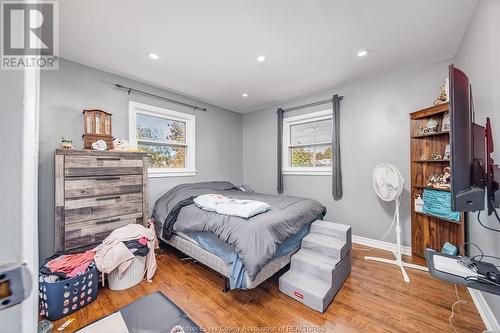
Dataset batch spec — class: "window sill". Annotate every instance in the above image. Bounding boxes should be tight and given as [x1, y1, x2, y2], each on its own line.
[282, 170, 332, 176]
[147, 169, 197, 178]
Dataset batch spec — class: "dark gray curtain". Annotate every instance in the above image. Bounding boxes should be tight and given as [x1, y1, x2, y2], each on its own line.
[332, 95, 343, 200]
[277, 108, 284, 194]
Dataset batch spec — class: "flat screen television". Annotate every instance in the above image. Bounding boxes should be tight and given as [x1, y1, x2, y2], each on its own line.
[450, 65, 485, 211]
[450, 64, 499, 213]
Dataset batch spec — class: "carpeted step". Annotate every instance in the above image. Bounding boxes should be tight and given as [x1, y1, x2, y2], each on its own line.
[278, 270, 333, 312]
[301, 233, 349, 259]
[279, 252, 352, 313]
[279, 221, 352, 313]
[310, 220, 351, 243]
[290, 249, 339, 283]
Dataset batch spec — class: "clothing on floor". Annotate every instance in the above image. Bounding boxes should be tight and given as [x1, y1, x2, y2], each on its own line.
[95, 241, 135, 277]
[39, 265, 67, 279]
[45, 250, 96, 278]
[94, 224, 157, 282]
[39, 274, 60, 283]
[123, 239, 150, 257]
[147, 219, 160, 250]
[137, 237, 147, 246]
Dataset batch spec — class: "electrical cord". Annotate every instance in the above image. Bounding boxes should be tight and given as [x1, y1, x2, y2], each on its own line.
[448, 242, 499, 332]
[477, 211, 500, 233]
[459, 241, 484, 261]
[448, 284, 467, 333]
[458, 243, 500, 285]
[352, 202, 397, 252]
[471, 254, 500, 268]
[488, 197, 500, 223]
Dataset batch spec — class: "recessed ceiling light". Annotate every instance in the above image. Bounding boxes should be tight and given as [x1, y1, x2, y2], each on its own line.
[148, 53, 159, 60]
[256, 55, 266, 62]
[357, 49, 369, 57]
[242, 93, 249, 98]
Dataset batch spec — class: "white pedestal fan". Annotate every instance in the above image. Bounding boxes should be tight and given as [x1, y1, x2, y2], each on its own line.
[365, 164, 428, 283]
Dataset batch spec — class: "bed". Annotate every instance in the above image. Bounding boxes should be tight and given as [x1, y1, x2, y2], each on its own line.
[151, 181, 326, 290]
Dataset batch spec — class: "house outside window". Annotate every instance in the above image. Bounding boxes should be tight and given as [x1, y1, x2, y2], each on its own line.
[282, 109, 333, 175]
[129, 101, 196, 177]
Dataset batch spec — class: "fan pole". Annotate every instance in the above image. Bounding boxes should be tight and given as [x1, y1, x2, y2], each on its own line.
[365, 198, 428, 283]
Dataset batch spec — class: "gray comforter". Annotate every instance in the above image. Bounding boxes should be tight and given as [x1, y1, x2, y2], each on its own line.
[152, 181, 326, 280]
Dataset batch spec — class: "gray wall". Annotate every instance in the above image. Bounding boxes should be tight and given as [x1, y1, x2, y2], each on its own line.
[39, 59, 243, 259]
[243, 60, 450, 246]
[454, 0, 500, 323]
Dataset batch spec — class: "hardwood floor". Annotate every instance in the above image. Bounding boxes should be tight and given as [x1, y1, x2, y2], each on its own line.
[53, 245, 486, 332]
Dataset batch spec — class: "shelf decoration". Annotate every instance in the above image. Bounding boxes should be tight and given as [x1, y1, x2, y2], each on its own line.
[425, 167, 451, 190]
[424, 118, 439, 134]
[82, 109, 113, 150]
[61, 137, 73, 149]
[444, 144, 451, 160]
[432, 153, 443, 160]
[433, 78, 449, 106]
[441, 111, 450, 132]
[414, 194, 424, 213]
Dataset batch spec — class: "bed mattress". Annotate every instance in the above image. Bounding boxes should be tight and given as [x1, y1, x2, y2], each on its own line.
[158, 228, 294, 289]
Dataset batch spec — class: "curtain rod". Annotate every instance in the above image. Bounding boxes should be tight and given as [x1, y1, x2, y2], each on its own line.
[280, 96, 344, 113]
[114, 84, 207, 112]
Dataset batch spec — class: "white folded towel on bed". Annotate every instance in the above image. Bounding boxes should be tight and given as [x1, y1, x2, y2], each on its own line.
[193, 194, 270, 219]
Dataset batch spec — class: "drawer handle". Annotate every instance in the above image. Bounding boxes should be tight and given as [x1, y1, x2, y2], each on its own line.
[96, 218, 121, 224]
[96, 157, 121, 161]
[96, 195, 121, 201]
[95, 177, 120, 181]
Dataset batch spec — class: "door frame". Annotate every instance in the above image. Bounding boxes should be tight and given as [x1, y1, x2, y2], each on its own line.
[21, 67, 40, 332]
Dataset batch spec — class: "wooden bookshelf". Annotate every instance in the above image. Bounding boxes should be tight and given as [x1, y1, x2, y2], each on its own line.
[410, 131, 450, 139]
[410, 103, 466, 258]
[412, 159, 450, 163]
[413, 185, 450, 192]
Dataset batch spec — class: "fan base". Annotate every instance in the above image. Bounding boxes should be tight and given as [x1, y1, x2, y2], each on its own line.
[365, 252, 428, 283]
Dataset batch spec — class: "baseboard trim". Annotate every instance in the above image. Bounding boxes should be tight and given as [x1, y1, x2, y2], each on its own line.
[468, 288, 500, 332]
[352, 235, 412, 256]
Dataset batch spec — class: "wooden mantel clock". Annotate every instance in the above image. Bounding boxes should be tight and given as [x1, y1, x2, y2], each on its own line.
[82, 109, 113, 149]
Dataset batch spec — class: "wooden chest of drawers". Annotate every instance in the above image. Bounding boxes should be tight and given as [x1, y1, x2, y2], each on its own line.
[55, 149, 148, 252]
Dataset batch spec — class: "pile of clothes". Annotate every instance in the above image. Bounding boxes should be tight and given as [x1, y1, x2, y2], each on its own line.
[40, 250, 96, 282]
[94, 223, 157, 282]
[41, 224, 158, 283]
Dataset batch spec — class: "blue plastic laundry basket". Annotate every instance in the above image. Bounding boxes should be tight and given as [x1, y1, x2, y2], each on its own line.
[39, 265, 99, 321]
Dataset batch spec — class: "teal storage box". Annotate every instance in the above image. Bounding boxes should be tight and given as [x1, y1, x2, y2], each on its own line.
[441, 242, 459, 256]
[422, 189, 460, 222]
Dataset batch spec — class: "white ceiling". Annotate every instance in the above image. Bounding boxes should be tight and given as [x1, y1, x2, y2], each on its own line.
[59, 0, 477, 113]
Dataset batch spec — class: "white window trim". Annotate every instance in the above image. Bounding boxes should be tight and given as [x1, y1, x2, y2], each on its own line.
[282, 109, 333, 176]
[129, 101, 196, 178]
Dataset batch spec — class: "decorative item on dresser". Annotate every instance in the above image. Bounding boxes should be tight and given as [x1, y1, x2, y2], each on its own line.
[410, 102, 466, 259]
[82, 109, 113, 150]
[54, 149, 148, 253]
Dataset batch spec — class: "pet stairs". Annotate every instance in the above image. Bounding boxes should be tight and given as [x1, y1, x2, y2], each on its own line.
[279, 220, 352, 313]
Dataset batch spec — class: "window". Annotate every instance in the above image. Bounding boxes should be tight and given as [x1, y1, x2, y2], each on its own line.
[129, 101, 196, 177]
[283, 110, 333, 175]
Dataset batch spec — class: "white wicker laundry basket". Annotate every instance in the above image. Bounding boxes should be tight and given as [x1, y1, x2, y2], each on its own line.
[108, 256, 146, 290]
